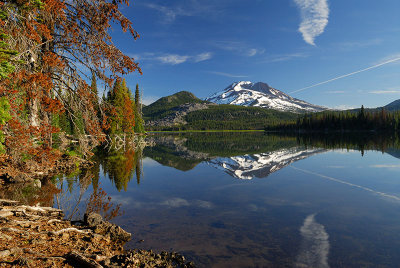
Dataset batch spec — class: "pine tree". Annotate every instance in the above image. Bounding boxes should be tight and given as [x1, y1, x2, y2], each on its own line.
[134, 84, 145, 133]
[106, 79, 135, 134]
[90, 73, 99, 110]
[0, 97, 11, 154]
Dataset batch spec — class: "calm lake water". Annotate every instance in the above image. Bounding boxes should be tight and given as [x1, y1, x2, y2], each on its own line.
[55, 132, 400, 267]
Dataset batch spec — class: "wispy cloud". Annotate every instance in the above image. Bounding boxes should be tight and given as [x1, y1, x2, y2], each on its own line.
[336, 38, 383, 50]
[333, 104, 356, 110]
[369, 90, 400, 94]
[213, 40, 264, 57]
[326, 165, 346, 169]
[157, 54, 190, 65]
[208, 71, 249, 78]
[294, 0, 330, 46]
[141, 95, 160, 105]
[142, 1, 223, 24]
[247, 49, 258, 57]
[143, 3, 190, 23]
[263, 52, 308, 63]
[160, 198, 214, 209]
[296, 214, 330, 268]
[134, 52, 212, 65]
[371, 164, 400, 168]
[247, 48, 265, 57]
[161, 198, 190, 208]
[326, 90, 345, 94]
[194, 52, 213, 62]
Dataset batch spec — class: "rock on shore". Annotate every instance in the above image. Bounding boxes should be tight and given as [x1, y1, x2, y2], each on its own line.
[0, 199, 194, 267]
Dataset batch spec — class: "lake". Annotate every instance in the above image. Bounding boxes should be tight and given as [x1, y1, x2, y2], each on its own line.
[54, 132, 400, 267]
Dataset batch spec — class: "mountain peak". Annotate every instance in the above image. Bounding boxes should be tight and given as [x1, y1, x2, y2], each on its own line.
[206, 81, 327, 113]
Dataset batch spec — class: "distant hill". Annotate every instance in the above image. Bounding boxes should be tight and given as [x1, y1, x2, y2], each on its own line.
[383, 99, 400, 111]
[143, 91, 208, 120]
[347, 99, 400, 113]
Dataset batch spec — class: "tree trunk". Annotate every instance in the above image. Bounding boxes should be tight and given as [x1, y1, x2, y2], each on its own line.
[29, 97, 40, 128]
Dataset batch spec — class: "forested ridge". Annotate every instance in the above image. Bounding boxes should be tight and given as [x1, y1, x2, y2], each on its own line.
[267, 106, 400, 133]
[0, 0, 144, 177]
[143, 91, 208, 120]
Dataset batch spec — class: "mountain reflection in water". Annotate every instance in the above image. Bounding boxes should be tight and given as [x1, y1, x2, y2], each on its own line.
[16, 132, 398, 267]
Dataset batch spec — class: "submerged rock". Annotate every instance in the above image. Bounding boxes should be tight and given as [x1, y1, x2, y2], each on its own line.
[84, 212, 132, 242]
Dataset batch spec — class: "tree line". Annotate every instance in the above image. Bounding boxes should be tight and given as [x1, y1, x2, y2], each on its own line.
[266, 106, 400, 133]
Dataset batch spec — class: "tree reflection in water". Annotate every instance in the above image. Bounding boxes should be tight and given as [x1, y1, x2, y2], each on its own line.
[54, 139, 144, 220]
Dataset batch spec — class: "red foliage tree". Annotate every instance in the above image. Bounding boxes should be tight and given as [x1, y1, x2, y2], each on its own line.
[0, 0, 141, 164]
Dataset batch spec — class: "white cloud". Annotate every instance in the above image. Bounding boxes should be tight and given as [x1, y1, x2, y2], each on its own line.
[157, 54, 190, 65]
[247, 48, 265, 57]
[135, 52, 212, 65]
[369, 90, 400, 94]
[161, 198, 190, 208]
[332, 104, 356, 110]
[263, 52, 308, 63]
[194, 52, 213, 62]
[142, 1, 223, 24]
[208, 71, 249, 78]
[247, 48, 258, 57]
[336, 38, 383, 50]
[141, 95, 160, 105]
[143, 3, 189, 23]
[213, 41, 264, 57]
[160, 198, 214, 209]
[326, 165, 346, 169]
[296, 214, 330, 268]
[294, 0, 330, 46]
[326, 90, 345, 94]
[371, 164, 400, 168]
[194, 200, 214, 209]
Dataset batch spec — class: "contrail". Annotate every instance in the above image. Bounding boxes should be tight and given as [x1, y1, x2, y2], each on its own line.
[290, 57, 400, 94]
[290, 166, 400, 202]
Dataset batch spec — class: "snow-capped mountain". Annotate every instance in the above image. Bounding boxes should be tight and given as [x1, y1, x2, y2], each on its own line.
[207, 147, 326, 180]
[205, 81, 327, 113]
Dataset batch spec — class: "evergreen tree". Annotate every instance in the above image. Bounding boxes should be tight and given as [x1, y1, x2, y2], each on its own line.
[90, 73, 99, 112]
[106, 79, 135, 134]
[90, 73, 98, 97]
[134, 84, 145, 133]
[0, 97, 11, 154]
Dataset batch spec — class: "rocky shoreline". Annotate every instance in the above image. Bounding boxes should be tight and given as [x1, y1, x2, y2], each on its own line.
[0, 199, 194, 267]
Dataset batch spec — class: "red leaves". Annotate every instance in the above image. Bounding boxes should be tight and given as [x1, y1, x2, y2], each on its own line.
[43, 52, 65, 69]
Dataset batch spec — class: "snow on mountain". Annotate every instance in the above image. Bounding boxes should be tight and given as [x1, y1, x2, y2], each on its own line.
[207, 147, 326, 180]
[206, 81, 327, 113]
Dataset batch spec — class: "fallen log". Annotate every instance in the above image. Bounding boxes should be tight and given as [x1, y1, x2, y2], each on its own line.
[67, 251, 103, 268]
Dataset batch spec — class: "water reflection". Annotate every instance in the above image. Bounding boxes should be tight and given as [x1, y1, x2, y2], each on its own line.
[4, 132, 398, 267]
[94, 147, 143, 191]
[296, 214, 330, 268]
[145, 132, 400, 180]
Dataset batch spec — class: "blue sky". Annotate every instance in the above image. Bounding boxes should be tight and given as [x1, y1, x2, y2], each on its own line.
[112, 0, 400, 109]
